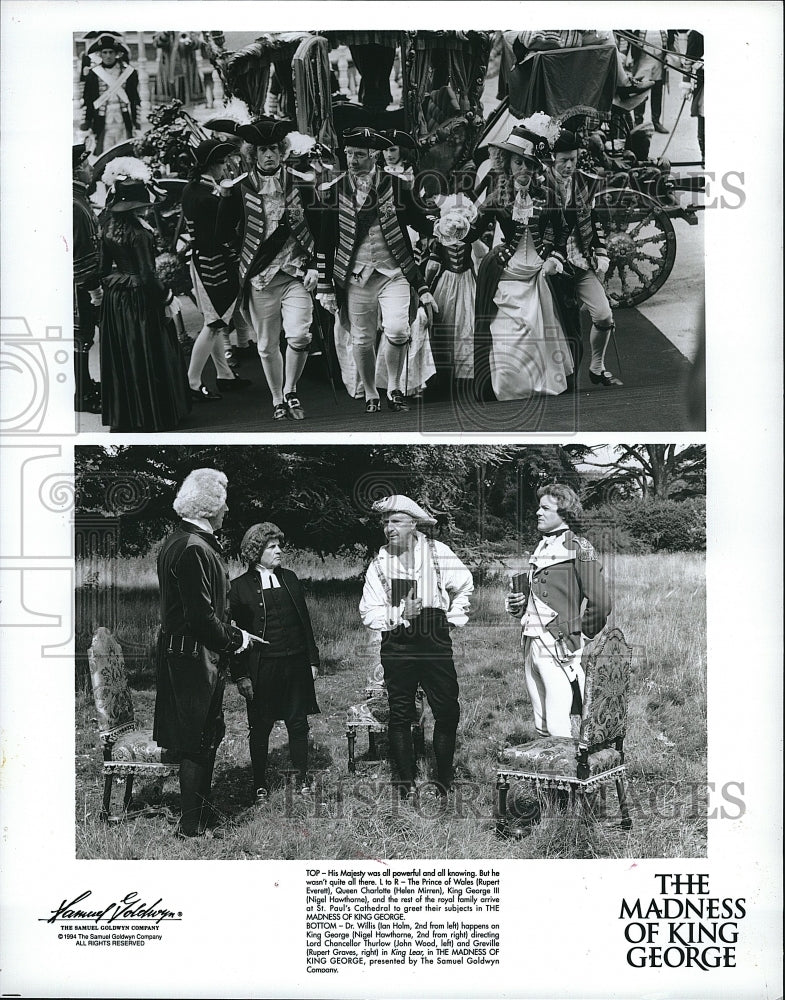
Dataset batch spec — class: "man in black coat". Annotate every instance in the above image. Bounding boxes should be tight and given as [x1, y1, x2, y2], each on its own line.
[315, 127, 438, 413]
[182, 138, 251, 401]
[153, 468, 253, 837]
[229, 523, 320, 802]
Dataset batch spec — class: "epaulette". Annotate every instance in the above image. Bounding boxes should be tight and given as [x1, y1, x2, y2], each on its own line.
[574, 535, 598, 561]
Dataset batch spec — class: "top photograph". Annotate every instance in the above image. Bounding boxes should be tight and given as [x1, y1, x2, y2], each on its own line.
[72, 28, 705, 434]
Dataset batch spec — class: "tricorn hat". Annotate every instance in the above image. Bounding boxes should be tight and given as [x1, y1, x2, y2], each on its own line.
[552, 129, 580, 155]
[235, 116, 295, 147]
[381, 129, 419, 151]
[72, 142, 89, 171]
[193, 138, 237, 169]
[342, 127, 393, 151]
[492, 125, 550, 164]
[87, 34, 129, 57]
[109, 178, 164, 213]
[372, 494, 437, 526]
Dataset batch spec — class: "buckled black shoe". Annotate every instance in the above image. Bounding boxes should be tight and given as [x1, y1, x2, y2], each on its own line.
[284, 391, 305, 420]
[588, 369, 624, 387]
[387, 390, 410, 412]
[273, 402, 290, 421]
[216, 376, 252, 391]
[365, 398, 381, 414]
[190, 384, 222, 401]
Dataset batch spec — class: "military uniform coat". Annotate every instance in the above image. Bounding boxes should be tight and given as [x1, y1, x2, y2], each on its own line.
[315, 169, 433, 302]
[515, 528, 611, 652]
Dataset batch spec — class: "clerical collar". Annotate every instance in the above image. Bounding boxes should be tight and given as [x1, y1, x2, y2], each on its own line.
[182, 516, 213, 534]
[256, 566, 280, 587]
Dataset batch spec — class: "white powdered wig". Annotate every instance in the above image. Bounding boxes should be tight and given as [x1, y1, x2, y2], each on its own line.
[172, 468, 228, 519]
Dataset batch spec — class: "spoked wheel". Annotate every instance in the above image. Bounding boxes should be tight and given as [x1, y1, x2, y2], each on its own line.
[594, 187, 677, 308]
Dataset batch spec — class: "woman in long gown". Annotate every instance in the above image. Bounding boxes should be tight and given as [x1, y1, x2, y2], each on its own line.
[474, 126, 573, 402]
[100, 178, 191, 432]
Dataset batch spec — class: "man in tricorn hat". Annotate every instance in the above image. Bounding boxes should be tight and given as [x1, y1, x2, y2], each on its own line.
[182, 138, 252, 401]
[72, 143, 102, 413]
[217, 117, 321, 421]
[316, 127, 437, 414]
[545, 128, 622, 387]
[380, 129, 418, 183]
[360, 495, 473, 799]
[83, 34, 140, 155]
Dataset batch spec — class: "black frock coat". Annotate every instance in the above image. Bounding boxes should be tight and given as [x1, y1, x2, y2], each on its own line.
[153, 521, 243, 757]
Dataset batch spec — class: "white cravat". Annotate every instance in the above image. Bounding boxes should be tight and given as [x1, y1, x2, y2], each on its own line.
[256, 172, 284, 196]
[351, 172, 373, 209]
[512, 189, 534, 224]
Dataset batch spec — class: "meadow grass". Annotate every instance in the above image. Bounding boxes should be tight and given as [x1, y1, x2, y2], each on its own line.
[75, 552, 707, 860]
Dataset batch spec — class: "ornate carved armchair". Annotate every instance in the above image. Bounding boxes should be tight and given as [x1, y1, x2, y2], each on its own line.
[88, 627, 180, 821]
[495, 627, 634, 834]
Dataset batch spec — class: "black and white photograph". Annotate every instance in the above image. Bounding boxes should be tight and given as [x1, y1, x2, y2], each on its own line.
[74, 443, 707, 859]
[71, 27, 705, 433]
[0, 2, 782, 998]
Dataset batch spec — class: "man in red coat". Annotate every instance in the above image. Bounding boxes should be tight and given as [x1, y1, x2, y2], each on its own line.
[506, 483, 612, 738]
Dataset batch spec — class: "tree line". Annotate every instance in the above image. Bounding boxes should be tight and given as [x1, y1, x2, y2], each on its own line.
[75, 445, 706, 557]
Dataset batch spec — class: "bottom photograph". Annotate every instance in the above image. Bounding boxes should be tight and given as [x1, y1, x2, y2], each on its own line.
[74, 443, 707, 860]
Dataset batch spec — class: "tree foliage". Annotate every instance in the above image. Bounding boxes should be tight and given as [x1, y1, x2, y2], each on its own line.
[580, 445, 706, 505]
[75, 445, 706, 558]
[75, 445, 588, 557]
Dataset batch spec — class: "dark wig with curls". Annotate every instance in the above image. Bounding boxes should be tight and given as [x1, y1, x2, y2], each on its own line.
[537, 482, 583, 530]
[240, 521, 284, 567]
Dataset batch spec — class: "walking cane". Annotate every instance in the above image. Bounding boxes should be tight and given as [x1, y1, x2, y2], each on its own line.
[309, 293, 340, 406]
[659, 88, 690, 159]
[608, 324, 624, 381]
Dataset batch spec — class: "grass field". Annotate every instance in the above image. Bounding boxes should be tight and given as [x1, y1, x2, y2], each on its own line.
[75, 552, 706, 860]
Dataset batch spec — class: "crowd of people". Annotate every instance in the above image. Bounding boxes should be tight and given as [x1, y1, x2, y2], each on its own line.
[73, 30, 705, 429]
[155, 469, 611, 838]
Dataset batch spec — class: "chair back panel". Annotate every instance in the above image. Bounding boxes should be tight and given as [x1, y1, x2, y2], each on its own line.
[579, 627, 632, 750]
[88, 627, 135, 737]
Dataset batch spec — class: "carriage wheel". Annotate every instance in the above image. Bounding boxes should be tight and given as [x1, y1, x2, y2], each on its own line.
[595, 188, 677, 308]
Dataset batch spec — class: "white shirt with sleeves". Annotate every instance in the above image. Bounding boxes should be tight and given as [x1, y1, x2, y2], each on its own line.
[359, 532, 474, 631]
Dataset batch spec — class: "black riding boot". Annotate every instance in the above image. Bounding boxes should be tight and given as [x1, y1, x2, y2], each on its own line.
[432, 725, 457, 794]
[388, 723, 416, 798]
[177, 758, 208, 836]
